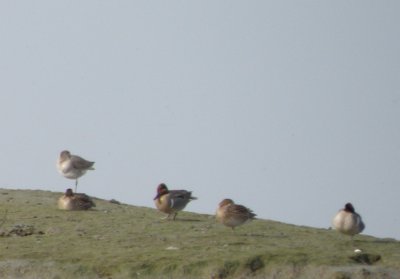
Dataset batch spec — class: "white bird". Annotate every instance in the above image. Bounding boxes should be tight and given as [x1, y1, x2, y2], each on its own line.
[57, 150, 95, 192]
[332, 202, 365, 244]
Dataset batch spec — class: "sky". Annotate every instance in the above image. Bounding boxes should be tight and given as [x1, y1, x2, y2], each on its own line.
[0, 1, 399, 240]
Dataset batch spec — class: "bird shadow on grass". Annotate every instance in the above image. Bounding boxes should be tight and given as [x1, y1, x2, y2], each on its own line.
[229, 232, 289, 239]
[364, 238, 398, 244]
[173, 218, 203, 222]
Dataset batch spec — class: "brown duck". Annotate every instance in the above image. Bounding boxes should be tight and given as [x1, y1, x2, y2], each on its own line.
[58, 188, 96, 210]
[216, 198, 256, 230]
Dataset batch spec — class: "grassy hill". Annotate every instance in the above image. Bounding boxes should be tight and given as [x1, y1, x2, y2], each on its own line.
[0, 188, 398, 279]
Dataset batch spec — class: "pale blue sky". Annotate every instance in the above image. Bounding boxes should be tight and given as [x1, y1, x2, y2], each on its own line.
[1, 1, 399, 239]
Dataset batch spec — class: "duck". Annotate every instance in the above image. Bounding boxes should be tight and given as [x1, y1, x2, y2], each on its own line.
[332, 202, 365, 237]
[57, 150, 95, 192]
[58, 188, 96, 210]
[216, 198, 256, 230]
[153, 183, 197, 220]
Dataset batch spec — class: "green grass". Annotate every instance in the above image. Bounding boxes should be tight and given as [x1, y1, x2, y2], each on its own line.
[0, 189, 399, 279]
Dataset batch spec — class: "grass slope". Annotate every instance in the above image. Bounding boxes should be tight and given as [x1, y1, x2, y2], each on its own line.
[0, 189, 398, 279]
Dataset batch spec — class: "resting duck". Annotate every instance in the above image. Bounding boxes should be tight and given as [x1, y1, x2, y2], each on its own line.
[216, 198, 256, 230]
[153, 183, 197, 220]
[58, 188, 96, 210]
[332, 202, 365, 237]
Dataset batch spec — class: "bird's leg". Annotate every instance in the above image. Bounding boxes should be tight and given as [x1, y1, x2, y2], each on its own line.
[351, 235, 357, 250]
[161, 214, 170, 220]
[75, 179, 78, 193]
[173, 212, 177, 221]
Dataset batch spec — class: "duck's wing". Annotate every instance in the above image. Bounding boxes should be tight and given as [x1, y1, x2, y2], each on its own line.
[75, 193, 96, 208]
[168, 190, 196, 210]
[356, 213, 365, 233]
[227, 204, 256, 219]
[170, 190, 197, 200]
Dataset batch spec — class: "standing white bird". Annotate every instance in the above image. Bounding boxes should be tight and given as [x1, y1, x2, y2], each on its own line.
[332, 203, 365, 243]
[57, 150, 95, 192]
